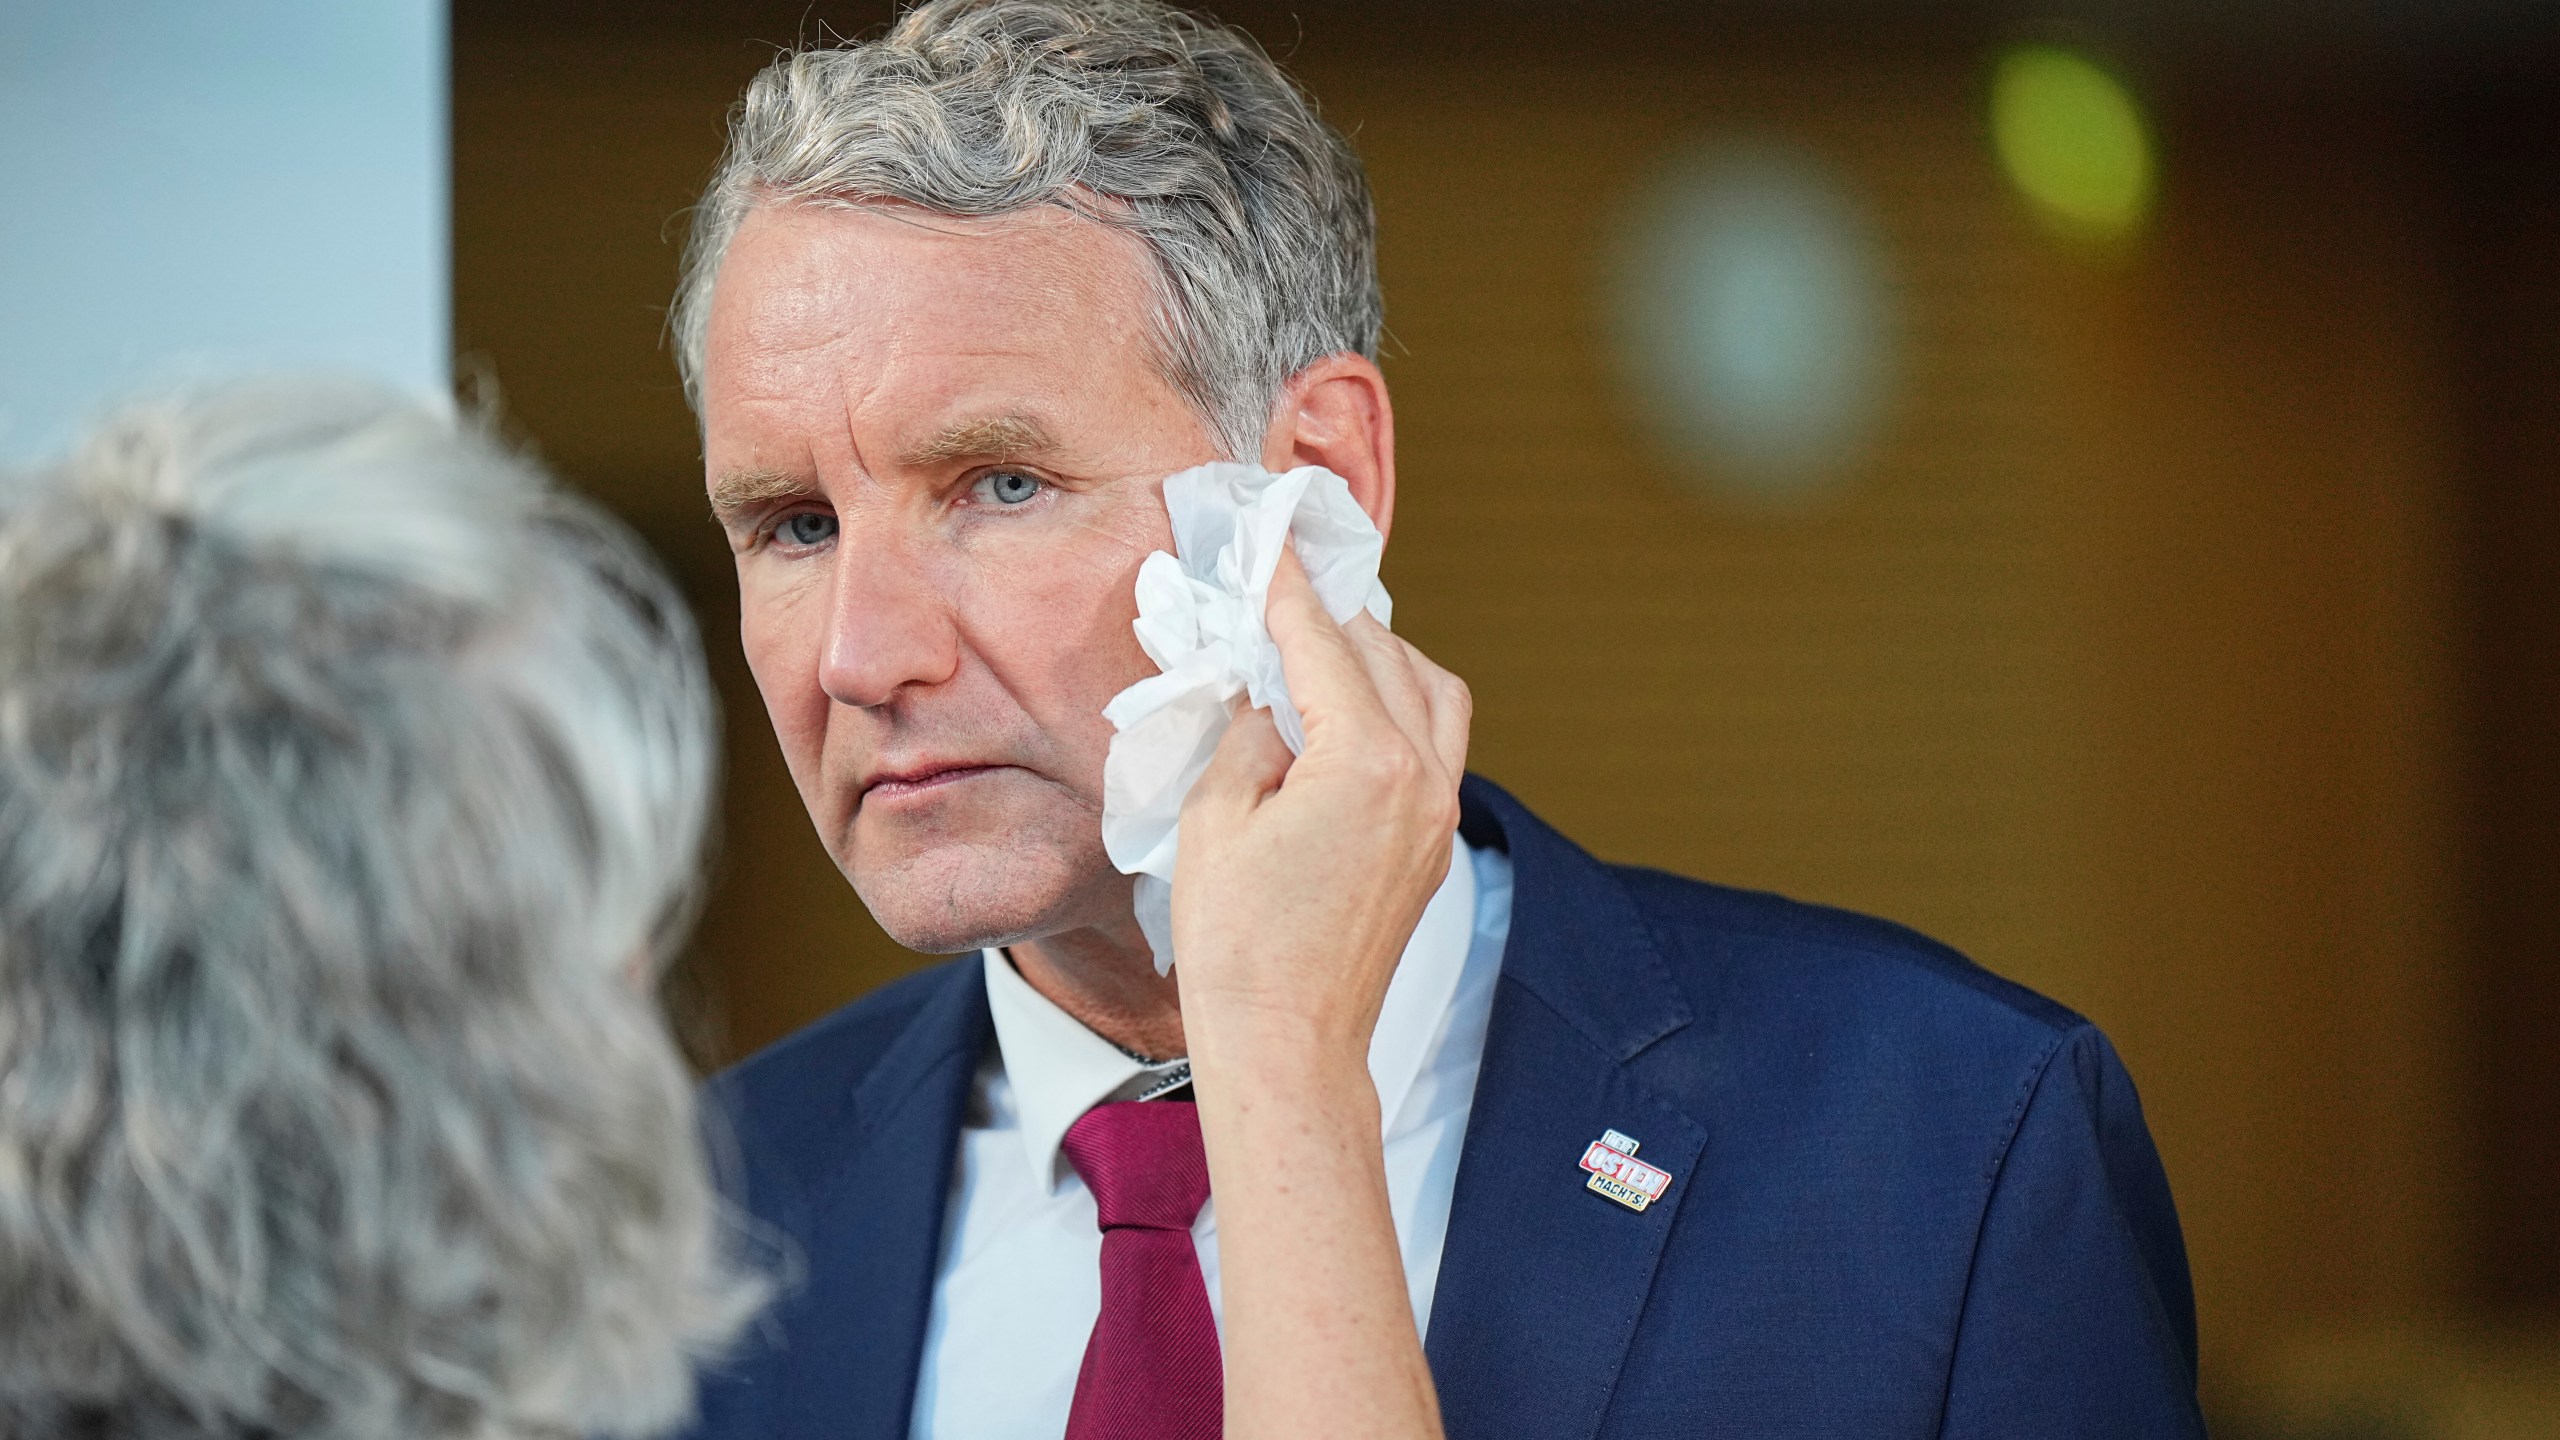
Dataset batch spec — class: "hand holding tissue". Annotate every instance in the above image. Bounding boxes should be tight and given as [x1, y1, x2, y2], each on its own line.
[1099, 462, 1393, 974]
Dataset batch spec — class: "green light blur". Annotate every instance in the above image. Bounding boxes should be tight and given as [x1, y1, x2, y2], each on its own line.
[1990, 45, 2155, 243]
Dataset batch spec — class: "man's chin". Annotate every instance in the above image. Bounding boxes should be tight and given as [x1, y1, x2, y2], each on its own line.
[845, 836, 1122, 956]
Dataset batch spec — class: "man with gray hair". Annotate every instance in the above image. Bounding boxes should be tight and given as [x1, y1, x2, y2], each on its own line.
[681, 3, 2206, 1438]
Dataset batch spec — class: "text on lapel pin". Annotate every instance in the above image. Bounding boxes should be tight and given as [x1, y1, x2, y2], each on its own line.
[1580, 1130, 1673, 1212]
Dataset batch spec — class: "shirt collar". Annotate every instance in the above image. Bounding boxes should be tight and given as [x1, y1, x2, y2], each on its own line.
[982, 830, 1478, 1194]
[980, 947, 1161, 1193]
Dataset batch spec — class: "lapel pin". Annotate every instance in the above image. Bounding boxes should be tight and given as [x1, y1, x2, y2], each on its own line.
[1580, 1129, 1673, 1212]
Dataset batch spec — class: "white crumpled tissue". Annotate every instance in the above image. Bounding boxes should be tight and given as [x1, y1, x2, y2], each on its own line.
[1100, 462, 1393, 975]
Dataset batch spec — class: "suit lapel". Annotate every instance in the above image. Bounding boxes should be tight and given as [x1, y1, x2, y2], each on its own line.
[1427, 779, 1707, 1440]
[771, 963, 990, 1440]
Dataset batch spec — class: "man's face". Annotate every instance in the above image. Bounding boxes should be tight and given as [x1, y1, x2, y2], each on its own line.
[699, 203, 1219, 953]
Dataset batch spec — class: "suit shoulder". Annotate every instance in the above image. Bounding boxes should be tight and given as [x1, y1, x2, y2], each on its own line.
[1607, 863, 2088, 1046]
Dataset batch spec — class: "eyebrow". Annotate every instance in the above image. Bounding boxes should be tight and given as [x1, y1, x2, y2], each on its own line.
[708, 467, 819, 525]
[898, 413, 1061, 469]
[707, 413, 1063, 525]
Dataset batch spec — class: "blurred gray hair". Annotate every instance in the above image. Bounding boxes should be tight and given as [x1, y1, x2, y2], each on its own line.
[0, 381, 765, 1440]
[671, 0, 1381, 460]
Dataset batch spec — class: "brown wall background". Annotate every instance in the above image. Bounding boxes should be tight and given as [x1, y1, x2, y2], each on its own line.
[453, 6, 2559, 1431]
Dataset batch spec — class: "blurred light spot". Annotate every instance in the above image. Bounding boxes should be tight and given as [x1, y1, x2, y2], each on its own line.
[1990, 44, 2155, 242]
[1610, 142, 1893, 507]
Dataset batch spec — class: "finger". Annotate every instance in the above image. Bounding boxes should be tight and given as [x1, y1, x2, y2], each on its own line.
[1185, 699, 1293, 822]
[1397, 638, 1473, 780]
[1262, 547, 1397, 746]
[1339, 611, 1437, 762]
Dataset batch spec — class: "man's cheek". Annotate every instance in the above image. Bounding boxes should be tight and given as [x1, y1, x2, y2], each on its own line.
[1016, 586, 1153, 718]
[751, 668, 831, 804]
[738, 590, 831, 765]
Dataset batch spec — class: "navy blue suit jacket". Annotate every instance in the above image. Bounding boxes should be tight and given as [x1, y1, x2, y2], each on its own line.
[690, 776, 2205, 1439]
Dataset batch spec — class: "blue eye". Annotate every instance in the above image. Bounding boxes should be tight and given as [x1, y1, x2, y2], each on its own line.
[777, 512, 837, 547]
[975, 469, 1045, 506]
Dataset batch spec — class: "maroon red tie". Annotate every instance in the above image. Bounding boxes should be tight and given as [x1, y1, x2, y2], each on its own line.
[1061, 1100, 1223, 1440]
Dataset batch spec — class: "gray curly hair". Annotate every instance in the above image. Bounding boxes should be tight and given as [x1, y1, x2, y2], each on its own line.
[671, 0, 1381, 460]
[0, 381, 765, 1440]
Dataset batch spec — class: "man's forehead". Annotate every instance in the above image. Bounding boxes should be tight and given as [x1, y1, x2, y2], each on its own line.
[720, 200, 1153, 326]
[705, 206, 1155, 405]
[700, 203, 1189, 508]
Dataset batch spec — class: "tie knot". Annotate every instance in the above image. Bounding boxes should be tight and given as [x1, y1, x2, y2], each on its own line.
[1062, 1100, 1210, 1231]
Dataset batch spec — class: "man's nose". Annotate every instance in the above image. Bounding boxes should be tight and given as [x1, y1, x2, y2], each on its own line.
[818, 530, 959, 709]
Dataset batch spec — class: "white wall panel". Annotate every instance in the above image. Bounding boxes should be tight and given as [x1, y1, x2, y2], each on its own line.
[0, 0, 446, 463]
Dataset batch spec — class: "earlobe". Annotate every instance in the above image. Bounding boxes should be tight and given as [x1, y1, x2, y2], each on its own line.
[1260, 355, 1397, 542]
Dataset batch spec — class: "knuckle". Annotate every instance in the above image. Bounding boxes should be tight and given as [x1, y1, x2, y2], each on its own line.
[1441, 673, 1474, 720]
[1424, 798, 1462, 842]
[1355, 741, 1424, 791]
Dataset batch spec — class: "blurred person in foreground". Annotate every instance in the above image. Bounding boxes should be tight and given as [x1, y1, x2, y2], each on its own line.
[0, 383, 764, 1440]
[672, 2, 2208, 1439]
[0, 382, 1469, 1440]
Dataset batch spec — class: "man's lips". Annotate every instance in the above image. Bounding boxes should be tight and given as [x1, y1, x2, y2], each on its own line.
[859, 762, 1007, 806]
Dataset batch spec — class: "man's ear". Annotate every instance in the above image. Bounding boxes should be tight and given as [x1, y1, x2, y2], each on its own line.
[1258, 354, 1396, 542]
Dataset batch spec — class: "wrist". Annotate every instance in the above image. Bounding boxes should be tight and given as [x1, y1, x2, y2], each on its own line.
[1186, 1005, 1370, 1084]
[1189, 1021, 1380, 1123]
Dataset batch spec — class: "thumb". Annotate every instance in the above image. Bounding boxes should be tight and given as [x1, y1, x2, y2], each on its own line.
[1183, 700, 1293, 828]
[1263, 546, 1391, 750]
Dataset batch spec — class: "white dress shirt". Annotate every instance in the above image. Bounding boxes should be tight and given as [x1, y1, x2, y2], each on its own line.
[907, 834, 1515, 1440]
